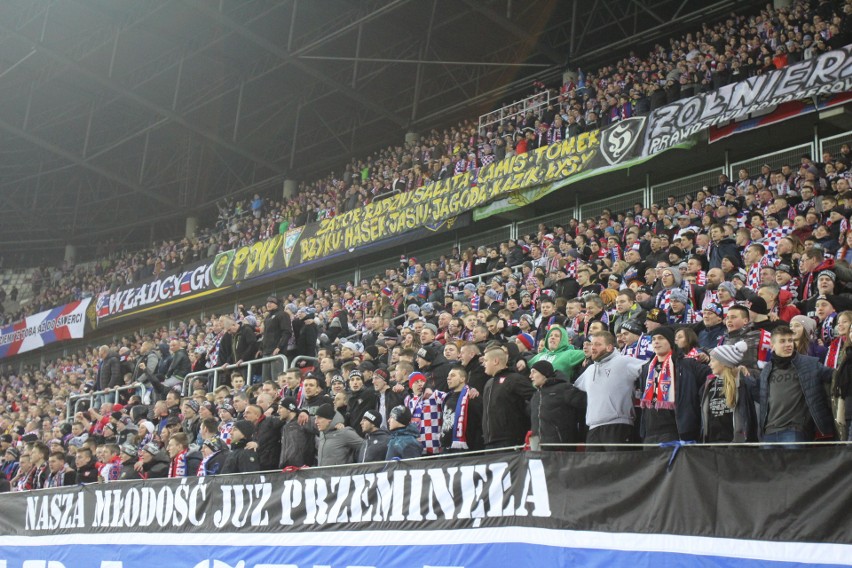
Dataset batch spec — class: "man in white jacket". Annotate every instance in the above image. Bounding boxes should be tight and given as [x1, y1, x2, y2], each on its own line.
[574, 331, 646, 450]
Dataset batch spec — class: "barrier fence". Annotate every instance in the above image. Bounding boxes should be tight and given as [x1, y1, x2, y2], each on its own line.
[66, 383, 143, 418]
[181, 354, 288, 395]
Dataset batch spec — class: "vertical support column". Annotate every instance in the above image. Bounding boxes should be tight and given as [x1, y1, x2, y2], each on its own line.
[186, 217, 198, 238]
[64, 244, 77, 264]
[282, 179, 298, 199]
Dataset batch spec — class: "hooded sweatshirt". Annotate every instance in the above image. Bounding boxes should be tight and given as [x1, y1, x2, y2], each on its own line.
[574, 351, 647, 429]
[529, 325, 586, 381]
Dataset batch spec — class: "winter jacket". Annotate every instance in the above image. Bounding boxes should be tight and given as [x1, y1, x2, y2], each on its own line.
[166, 349, 191, 379]
[221, 438, 260, 474]
[359, 429, 390, 463]
[346, 389, 378, 437]
[279, 417, 315, 468]
[296, 321, 319, 359]
[97, 351, 123, 390]
[746, 353, 835, 439]
[482, 368, 536, 447]
[76, 463, 99, 484]
[529, 325, 586, 381]
[708, 237, 740, 269]
[252, 415, 282, 470]
[261, 307, 293, 355]
[574, 351, 646, 429]
[530, 375, 587, 445]
[700, 374, 758, 443]
[696, 322, 726, 351]
[316, 411, 363, 466]
[200, 450, 229, 476]
[722, 325, 765, 379]
[142, 451, 170, 479]
[611, 304, 646, 335]
[232, 323, 258, 362]
[119, 458, 142, 481]
[385, 424, 422, 460]
[640, 355, 712, 442]
[422, 355, 452, 392]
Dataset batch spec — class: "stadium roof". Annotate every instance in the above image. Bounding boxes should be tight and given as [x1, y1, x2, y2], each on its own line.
[0, 0, 757, 259]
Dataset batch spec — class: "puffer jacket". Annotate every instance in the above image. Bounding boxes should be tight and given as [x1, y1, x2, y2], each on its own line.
[385, 424, 422, 460]
[530, 374, 586, 445]
[316, 411, 363, 466]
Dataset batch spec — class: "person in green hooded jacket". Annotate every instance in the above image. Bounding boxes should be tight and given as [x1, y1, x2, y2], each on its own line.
[528, 325, 586, 382]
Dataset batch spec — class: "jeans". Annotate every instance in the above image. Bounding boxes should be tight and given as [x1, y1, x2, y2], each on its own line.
[761, 429, 809, 449]
[262, 356, 284, 383]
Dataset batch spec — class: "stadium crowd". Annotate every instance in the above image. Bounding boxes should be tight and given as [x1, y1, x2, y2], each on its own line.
[2, 0, 848, 325]
[2, 0, 852, 491]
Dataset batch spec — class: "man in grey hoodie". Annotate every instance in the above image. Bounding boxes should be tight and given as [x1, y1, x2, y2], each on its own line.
[314, 403, 363, 466]
[574, 331, 646, 450]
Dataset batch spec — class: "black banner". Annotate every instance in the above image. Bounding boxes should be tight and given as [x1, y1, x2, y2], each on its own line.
[5, 448, 852, 544]
[644, 44, 852, 154]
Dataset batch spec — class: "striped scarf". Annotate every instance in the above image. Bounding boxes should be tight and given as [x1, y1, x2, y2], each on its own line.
[826, 336, 845, 369]
[169, 449, 188, 478]
[641, 353, 676, 410]
[451, 385, 471, 450]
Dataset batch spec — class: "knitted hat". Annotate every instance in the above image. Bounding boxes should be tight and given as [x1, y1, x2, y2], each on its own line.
[531, 360, 554, 377]
[5, 448, 20, 460]
[421, 302, 435, 314]
[361, 410, 382, 429]
[373, 368, 389, 383]
[791, 315, 817, 337]
[748, 297, 769, 315]
[818, 270, 837, 282]
[651, 326, 676, 350]
[417, 346, 436, 363]
[315, 404, 336, 420]
[142, 442, 161, 455]
[389, 405, 412, 426]
[422, 323, 438, 335]
[266, 296, 279, 305]
[711, 340, 748, 367]
[669, 288, 689, 305]
[407, 304, 421, 314]
[662, 267, 683, 287]
[515, 333, 535, 350]
[185, 400, 200, 413]
[703, 303, 724, 317]
[279, 396, 298, 412]
[203, 437, 226, 452]
[233, 420, 255, 439]
[718, 281, 737, 297]
[119, 443, 138, 458]
[620, 319, 644, 336]
[408, 372, 427, 388]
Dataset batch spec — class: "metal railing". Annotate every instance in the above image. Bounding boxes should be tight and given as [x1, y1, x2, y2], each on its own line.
[478, 90, 551, 134]
[181, 354, 288, 395]
[66, 383, 143, 419]
[289, 356, 319, 370]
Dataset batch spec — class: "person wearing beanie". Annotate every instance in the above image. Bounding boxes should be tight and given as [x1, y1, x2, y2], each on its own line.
[278, 396, 315, 468]
[261, 294, 292, 382]
[720, 304, 766, 380]
[313, 403, 363, 467]
[117, 443, 141, 481]
[530, 359, 586, 450]
[639, 326, 711, 444]
[745, 325, 835, 445]
[655, 267, 686, 312]
[514, 333, 536, 353]
[790, 314, 823, 358]
[700, 341, 758, 443]
[748, 296, 779, 333]
[696, 302, 727, 351]
[385, 405, 422, 460]
[358, 410, 390, 463]
[528, 325, 586, 382]
[619, 318, 654, 361]
[221, 422, 259, 475]
[666, 287, 697, 325]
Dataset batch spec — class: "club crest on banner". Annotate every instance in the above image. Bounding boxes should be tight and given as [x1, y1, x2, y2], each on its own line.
[599, 116, 646, 165]
[283, 226, 304, 267]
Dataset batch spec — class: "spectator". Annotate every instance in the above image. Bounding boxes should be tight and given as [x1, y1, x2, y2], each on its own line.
[221, 421, 260, 474]
[639, 327, 710, 444]
[528, 325, 586, 381]
[74, 448, 99, 483]
[746, 325, 835, 446]
[575, 331, 646, 449]
[198, 437, 229, 476]
[358, 410, 389, 463]
[260, 296, 292, 382]
[385, 406, 421, 460]
[138, 443, 170, 479]
[440, 366, 483, 452]
[529, 360, 586, 449]
[276, 397, 314, 468]
[481, 346, 536, 449]
[167, 433, 200, 478]
[313, 403, 362, 466]
[702, 341, 758, 443]
[117, 444, 141, 481]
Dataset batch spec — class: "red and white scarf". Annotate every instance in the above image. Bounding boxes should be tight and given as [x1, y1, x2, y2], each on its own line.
[169, 449, 188, 478]
[826, 336, 845, 369]
[641, 353, 676, 410]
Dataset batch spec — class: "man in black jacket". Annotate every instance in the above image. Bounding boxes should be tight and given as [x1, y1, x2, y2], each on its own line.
[481, 346, 536, 449]
[222, 420, 261, 474]
[74, 448, 100, 484]
[244, 404, 280, 471]
[416, 346, 451, 392]
[164, 340, 190, 388]
[96, 345, 122, 392]
[261, 296, 292, 382]
[358, 410, 389, 462]
[278, 397, 314, 467]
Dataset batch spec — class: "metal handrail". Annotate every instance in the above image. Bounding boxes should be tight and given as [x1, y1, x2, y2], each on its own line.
[478, 90, 551, 133]
[181, 354, 288, 395]
[66, 383, 143, 419]
[289, 356, 318, 370]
